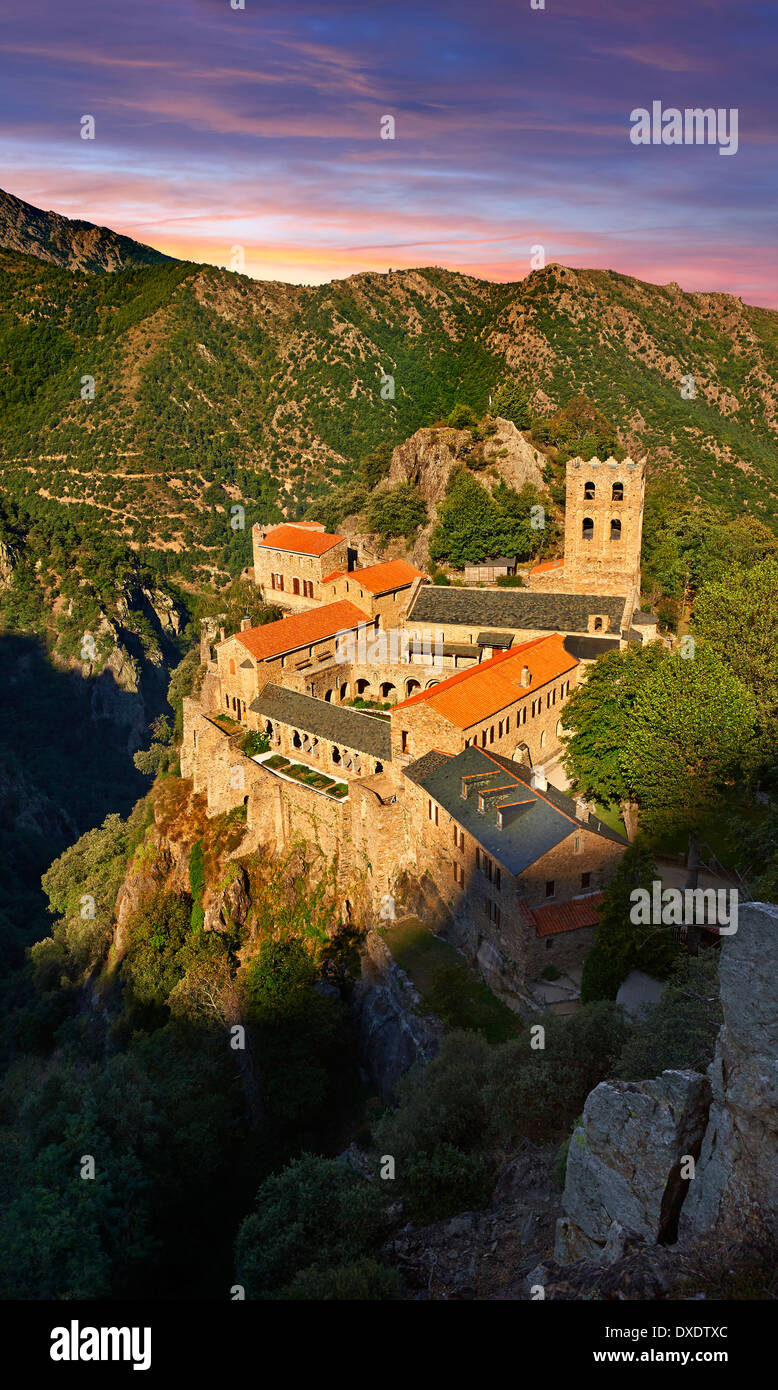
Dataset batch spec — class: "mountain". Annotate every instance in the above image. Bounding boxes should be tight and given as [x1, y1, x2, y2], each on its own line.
[1, 233, 778, 624]
[0, 187, 173, 274]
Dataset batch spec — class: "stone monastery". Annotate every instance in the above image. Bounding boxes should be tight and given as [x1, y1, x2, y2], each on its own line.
[182, 455, 656, 1009]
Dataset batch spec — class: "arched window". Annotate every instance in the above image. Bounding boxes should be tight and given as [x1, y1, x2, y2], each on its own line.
[292, 731, 302, 749]
[332, 747, 342, 766]
[339, 682, 348, 701]
[540, 730, 547, 748]
[355, 678, 371, 696]
[375, 761, 383, 774]
[584, 481, 595, 499]
[593, 617, 603, 631]
[612, 482, 624, 501]
[324, 689, 333, 703]
[406, 679, 421, 697]
[556, 719, 563, 736]
[582, 517, 594, 541]
[610, 518, 622, 542]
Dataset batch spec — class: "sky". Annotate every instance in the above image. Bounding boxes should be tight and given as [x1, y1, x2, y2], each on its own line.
[1, 0, 776, 303]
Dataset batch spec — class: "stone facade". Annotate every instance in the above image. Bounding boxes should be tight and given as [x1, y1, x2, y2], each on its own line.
[530, 454, 646, 620]
[252, 521, 350, 610]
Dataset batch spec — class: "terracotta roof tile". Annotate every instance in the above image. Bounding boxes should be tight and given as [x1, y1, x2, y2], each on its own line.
[530, 557, 565, 575]
[347, 559, 424, 594]
[394, 633, 577, 729]
[259, 524, 344, 556]
[533, 892, 606, 938]
[234, 601, 368, 661]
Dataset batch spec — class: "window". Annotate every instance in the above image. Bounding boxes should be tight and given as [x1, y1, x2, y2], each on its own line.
[584, 481, 595, 499]
[545, 880, 555, 898]
[495, 867, 501, 891]
[485, 899, 501, 927]
[481, 853, 493, 882]
[545, 938, 554, 951]
[582, 517, 594, 541]
[401, 730, 409, 754]
[521, 707, 527, 726]
[481, 729, 487, 747]
[225, 694, 229, 709]
[453, 825, 464, 851]
[229, 659, 235, 676]
[293, 577, 300, 595]
[540, 730, 546, 748]
[610, 518, 622, 542]
[498, 720, 503, 738]
[612, 482, 624, 500]
[428, 799, 439, 825]
[581, 872, 591, 889]
[453, 862, 465, 887]
[271, 572, 284, 591]
[574, 835, 580, 851]
[489, 726, 495, 744]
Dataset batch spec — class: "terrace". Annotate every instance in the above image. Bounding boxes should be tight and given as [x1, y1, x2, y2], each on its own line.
[251, 749, 349, 800]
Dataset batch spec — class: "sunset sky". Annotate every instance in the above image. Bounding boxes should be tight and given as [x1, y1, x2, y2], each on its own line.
[2, 0, 776, 302]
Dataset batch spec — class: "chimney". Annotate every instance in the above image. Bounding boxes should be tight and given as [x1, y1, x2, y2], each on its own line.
[520, 665, 532, 688]
[575, 797, 590, 822]
[219, 627, 226, 643]
[241, 612, 252, 631]
[530, 765, 547, 793]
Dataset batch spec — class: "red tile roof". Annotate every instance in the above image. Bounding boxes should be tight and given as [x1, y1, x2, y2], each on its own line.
[233, 601, 368, 661]
[322, 569, 346, 584]
[337, 559, 424, 595]
[394, 633, 577, 730]
[530, 557, 565, 576]
[532, 892, 606, 938]
[259, 524, 344, 557]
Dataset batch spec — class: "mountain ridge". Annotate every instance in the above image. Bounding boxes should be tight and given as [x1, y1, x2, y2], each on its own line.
[0, 187, 173, 274]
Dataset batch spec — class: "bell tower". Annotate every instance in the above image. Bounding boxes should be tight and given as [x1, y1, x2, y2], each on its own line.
[531, 455, 645, 617]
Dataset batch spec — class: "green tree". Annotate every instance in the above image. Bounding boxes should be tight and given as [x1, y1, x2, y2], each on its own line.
[447, 403, 478, 429]
[693, 557, 778, 734]
[621, 646, 758, 834]
[365, 481, 427, 539]
[561, 644, 668, 808]
[492, 378, 531, 429]
[234, 1154, 388, 1298]
[582, 843, 676, 1002]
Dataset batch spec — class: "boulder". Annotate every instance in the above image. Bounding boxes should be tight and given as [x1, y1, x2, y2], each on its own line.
[351, 929, 443, 1103]
[555, 1069, 711, 1262]
[680, 902, 778, 1245]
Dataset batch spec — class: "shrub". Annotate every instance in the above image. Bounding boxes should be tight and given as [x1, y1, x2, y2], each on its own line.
[447, 403, 478, 429]
[241, 730, 270, 757]
[365, 482, 427, 539]
[403, 1143, 493, 1225]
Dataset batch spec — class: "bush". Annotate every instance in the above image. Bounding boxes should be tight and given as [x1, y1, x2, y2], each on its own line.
[365, 482, 427, 539]
[580, 942, 627, 1002]
[403, 1143, 493, 1225]
[234, 1154, 388, 1298]
[278, 1257, 400, 1300]
[241, 730, 270, 757]
[447, 403, 478, 429]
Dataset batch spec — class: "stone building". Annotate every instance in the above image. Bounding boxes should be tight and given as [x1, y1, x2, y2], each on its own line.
[463, 555, 518, 584]
[321, 558, 427, 625]
[389, 633, 578, 769]
[252, 521, 351, 609]
[529, 454, 646, 617]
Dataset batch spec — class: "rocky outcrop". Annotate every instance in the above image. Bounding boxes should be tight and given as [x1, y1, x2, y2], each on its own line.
[386, 418, 547, 569]
[679, 902, 778, 1245]
[351, 928, 444, 1103]
[383, 1145, 561, 1300]
[203, 867, 252, 934]
[555, 1070, 711, 1263]
[0, 539, 16, 589]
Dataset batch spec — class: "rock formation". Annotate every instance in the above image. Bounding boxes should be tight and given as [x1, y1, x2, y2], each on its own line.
[351, 928, 444, 1103]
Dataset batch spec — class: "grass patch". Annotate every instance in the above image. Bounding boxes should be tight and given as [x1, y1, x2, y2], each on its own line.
[265, 754, 290, 770]
[212, 714, 241, 734]
[380, 917, 519, 1043]
[593, 801, 628, 836]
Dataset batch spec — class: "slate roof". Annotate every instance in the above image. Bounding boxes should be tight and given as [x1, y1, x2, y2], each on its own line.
[407, 586, 627, 634]
[394, 634, 577, 730]
[477, 631, 514, 648]
[404, 744, 626, 876]
[251, 684, 391, 760]
[563, 634, 621, 661]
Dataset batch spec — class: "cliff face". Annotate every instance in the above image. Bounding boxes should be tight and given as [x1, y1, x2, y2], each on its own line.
[537, 902, 778, 1293]
[680, 901, 778, 1245]
[386, 417, 547, 568]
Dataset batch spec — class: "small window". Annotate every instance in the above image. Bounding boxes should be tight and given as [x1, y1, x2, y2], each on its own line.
[475, 848, 481, 870]
[540, 730, 547, 748]
[293, 577, 300, 595]
[581, 871, 591, 889]
[584, 481, 595, 500]
[612, 482, 624, 501]
[582, 517, 594, 541]
[545, 880, 555, 898]
[495, 867, 501, 891]
[545, 938, 554, 951]
[489, 726, 495, 744]
[401, 730, 409, 754]
[610, 518, 622, 542]
[593, 617, 603, 631]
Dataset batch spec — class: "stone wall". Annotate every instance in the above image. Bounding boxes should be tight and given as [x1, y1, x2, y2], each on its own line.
[251, 525, 350, 609]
